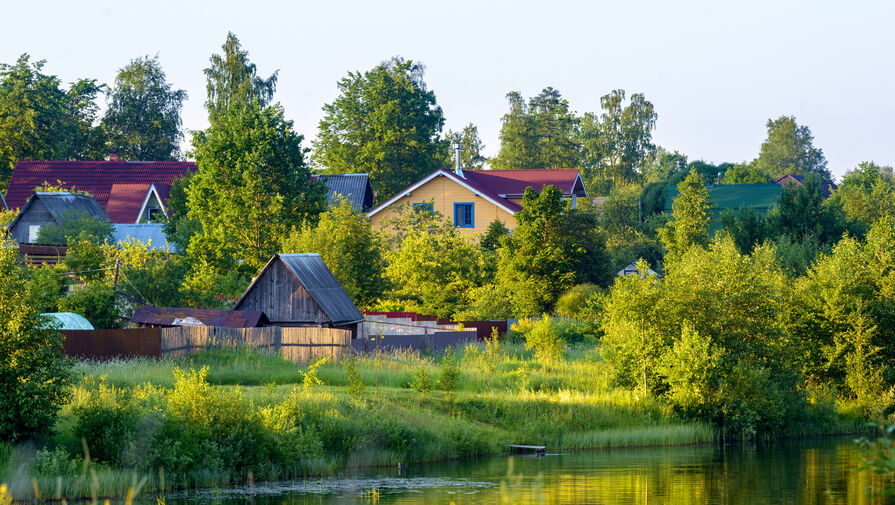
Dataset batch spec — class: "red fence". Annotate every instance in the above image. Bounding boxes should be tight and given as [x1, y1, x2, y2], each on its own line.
[61, 328, 161, 359]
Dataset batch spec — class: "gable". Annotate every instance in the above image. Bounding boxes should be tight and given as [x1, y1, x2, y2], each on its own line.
[236, 260, 330, 324]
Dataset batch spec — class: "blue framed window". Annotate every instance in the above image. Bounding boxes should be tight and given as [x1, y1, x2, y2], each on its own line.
[413, 202, 434, 214]
[454, 202, 474, 228]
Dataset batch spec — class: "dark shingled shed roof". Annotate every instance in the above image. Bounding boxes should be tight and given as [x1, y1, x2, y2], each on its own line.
[235, 253, 364, 326]
[311, 173, 375, 211]
[7, 192, 109, 232]
[131, 305, 268, 328]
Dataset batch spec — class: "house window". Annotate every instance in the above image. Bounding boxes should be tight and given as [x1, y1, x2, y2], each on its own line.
[413, 202, 434, 214]
[28, 225, 41, 243]
[145, 206, 162, 223]
[454, 203, 474, 228]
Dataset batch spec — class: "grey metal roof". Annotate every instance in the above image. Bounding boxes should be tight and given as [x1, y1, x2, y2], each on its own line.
[315, 174, 375, 211]
[6, 192, 110, 233]
[112, 223, 178, 252]
[236, 253, 363, 326]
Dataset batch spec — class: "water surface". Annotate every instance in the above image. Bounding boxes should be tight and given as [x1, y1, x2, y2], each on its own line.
[168, 438, 893, 504]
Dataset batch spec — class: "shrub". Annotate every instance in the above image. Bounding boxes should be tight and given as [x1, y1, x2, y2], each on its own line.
[409, 367, 435, 395]
[344, 354, 365, 401]
[301, 357, 328, 393]
[32, 447, 80, 477]
[438, 347, 461, 393]
[72, 382, 140, 463]
[555, 284, 600, 318]
[524, 316, 565, 361]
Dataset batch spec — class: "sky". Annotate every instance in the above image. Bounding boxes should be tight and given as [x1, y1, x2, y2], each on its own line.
[1, 0, 892, 180]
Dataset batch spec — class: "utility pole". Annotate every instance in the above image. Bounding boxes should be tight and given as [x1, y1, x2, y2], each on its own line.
[113, 258, 120, 291]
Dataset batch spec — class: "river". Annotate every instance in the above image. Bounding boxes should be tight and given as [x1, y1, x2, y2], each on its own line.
[166, 437, 893, 504]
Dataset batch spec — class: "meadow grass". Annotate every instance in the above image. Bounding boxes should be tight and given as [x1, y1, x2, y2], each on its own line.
[1, 343, 865, 500]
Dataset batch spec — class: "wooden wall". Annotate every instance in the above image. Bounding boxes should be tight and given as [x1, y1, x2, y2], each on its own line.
[8, 199, 53, 243]
[160, 326, 350, 362]
[238, 260, 329, 325]
[368, 175, 517, 236]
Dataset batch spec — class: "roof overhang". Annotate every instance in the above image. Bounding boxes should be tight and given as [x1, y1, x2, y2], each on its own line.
[367, 170, 520, 218]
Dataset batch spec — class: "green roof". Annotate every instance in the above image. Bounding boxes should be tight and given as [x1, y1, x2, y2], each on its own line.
[42, 312, 94, 330]
[665, 184, 782, 232]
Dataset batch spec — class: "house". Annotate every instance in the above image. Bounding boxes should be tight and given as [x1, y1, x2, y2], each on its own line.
[3, 159, 195, 223]
[131, 306, 268, 328]
[312, 173, 376, 212]
[774, 174, 838, 198]
[112, 223, 178, 252]
[367, 167, 587, 235]
[234, 253, 364, 335]
[5, 192, 109, 244]
[617, 261, 660, 278]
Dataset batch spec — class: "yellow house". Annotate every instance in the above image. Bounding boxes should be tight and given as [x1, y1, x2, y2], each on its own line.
[367, 167, 587, 237]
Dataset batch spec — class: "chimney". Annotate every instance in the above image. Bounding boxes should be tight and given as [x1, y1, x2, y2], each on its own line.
[454, 143, 464, 178]
[109, 149, 120, 161]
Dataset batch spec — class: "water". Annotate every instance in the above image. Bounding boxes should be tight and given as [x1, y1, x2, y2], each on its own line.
[167, 438, 894, 504]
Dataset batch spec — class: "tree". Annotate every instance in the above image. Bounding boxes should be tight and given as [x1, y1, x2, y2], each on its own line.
[835, 161, 895, 229]
[282, 198, 387, 308]
[754, 116, 830, 182]
[36, 210, 113, 245]
[580, 89, 657, 190]
[204, 32, 278, 123]
[769, 174, 845, 245]
[0, 239, 71, 440]
[721, 162, 772, 184]
[102, 55, 186, 160]
[445, 123, 487, 170]
[187, 101, 326, 271]
[480, 218, 510, 252]
[0, 54, 104, 189]
[313, 57, 447, 200]
[162, 172, 201, 253]
[496, 185, 611, 316]
[639, 148, 688, 184]
[658, 169, 712, 261]
[491, 88, 579, 170]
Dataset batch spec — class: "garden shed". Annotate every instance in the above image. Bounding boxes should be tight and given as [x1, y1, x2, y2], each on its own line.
[233, 253, 364, 335]
[5, 192, 109, 244]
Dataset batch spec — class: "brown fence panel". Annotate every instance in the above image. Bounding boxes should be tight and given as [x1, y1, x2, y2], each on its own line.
[459, 320, 509, 340]
[61, 328, 161, 359]
[352, 330, 477, 354]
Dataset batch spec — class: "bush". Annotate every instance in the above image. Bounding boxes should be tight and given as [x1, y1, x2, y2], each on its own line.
[524, 315, 565, 361]
[555, 284, 600, 318]
[409, 367, 435, 395]
[438, 347, 461, 393]
[72, 382, 141, 463]
[344, 354, 365, 402]
[57, 280, 121, 329]
[32, 447, 80, 477]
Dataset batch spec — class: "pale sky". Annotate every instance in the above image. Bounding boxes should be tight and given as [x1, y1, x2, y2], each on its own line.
[2, 0, 892, 180]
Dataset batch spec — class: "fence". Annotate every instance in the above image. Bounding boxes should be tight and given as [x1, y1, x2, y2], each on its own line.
[362, 311, 510, 339]
[351, 330, 478, 354]
[61, 325, 351, 363]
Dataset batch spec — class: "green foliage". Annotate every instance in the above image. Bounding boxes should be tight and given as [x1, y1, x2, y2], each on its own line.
[0, 239, 71, 441]
[0, 54, 104, 189]
[445, 123, 487, 170]
[204, 32, 278, 123]
[658, 169, 711, 261]
[187, 99, 325, 271]
[57, 280, 120, 329]
[721, 162, 772, 184]
[523, 316, 565, 361]
[301, 357, 328, 393]
[161, 173, 200, 253]
[555, 283, 600, 318]
[496, 185, 611, 316]
[72, 380, 141, 464]
[719, 207, 768, 254]
[101, 55, 186, 160]
[639, 148, 688, 185]
[438, 347, 461, 393]
[36, 210, 113, 246]
[409, 367, 435, 395]
[835, 161, 895, 231]
[313, 57, 447, 200]
[282, 198, 387, 308]
[104, 239, 191, 307]
[344, 354, 365, 401]
[492, 87, 580, 171]
[480, 218, 510, 252]
[769, 174, 846, 245]
[754, 115, 830, 181]
[579, 89, 657, 190]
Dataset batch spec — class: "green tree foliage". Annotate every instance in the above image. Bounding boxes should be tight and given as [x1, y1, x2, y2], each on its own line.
[102, 55, 186, 160]
[385, 213, 489, 318]
[187, 100, 325, 271]
[0, 54, 104, 189]
[282, 198, 387, 308]
[639, 148, 688, 184]
[492, 88, 580, 171]
[555, 283, 601, 318]
[598, 183, 663, 270]
[579, 89, 657, 190]
[57, 280, 121, 329]
[313, 57, 447, 200]
[161, 173, 200, 253]
[496, 185, 611, 316]
[35, 210, 113, 246]
[768, 174, 845, 245]
[103, 239, 192, 308]
[719, 207, 768, 254]
[835, 161, 895, 230]
[658, 169, 712, 261]
[479, 218, 510, 252]
[721, 162, 772, 184]
[0, 239, 71, 440]
[445, 123, 487, 170]
[204, 32, 278, 123]
[791, 218, 895, 412]
[754, 116, 831, 182]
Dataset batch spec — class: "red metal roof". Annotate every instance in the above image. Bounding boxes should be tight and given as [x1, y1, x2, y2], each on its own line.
[463, 169, 585, 199]
[4, 160, 195, 219]
[131, 305, 268, 328]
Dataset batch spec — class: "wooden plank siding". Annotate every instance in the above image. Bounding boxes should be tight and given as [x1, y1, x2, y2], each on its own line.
[8, 198, 53, 243]
[238, 260, 329, 325]
[159, 326, 350, 362]
[368, 176, 517, 236]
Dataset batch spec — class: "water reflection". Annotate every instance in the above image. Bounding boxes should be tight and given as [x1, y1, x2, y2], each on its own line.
[168, 438, 893, 505]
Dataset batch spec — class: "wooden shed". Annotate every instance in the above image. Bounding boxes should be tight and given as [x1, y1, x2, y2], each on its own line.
[6, 192, 109, 244]
[233, 253, 364, 336]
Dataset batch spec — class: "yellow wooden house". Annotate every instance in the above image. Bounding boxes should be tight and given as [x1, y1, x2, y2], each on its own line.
[367, 167, 587, 236]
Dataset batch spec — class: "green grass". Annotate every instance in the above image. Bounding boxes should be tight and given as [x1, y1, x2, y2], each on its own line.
[0, 343, 866, 500]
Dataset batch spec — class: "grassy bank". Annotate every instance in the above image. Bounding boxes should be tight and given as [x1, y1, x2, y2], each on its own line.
[0, 343, 865, 501]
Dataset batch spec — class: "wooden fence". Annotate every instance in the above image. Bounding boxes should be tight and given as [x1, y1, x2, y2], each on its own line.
[61, 326, 351, 363]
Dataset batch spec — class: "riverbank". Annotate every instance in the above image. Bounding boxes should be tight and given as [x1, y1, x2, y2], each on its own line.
[0, 344, 867, 501]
